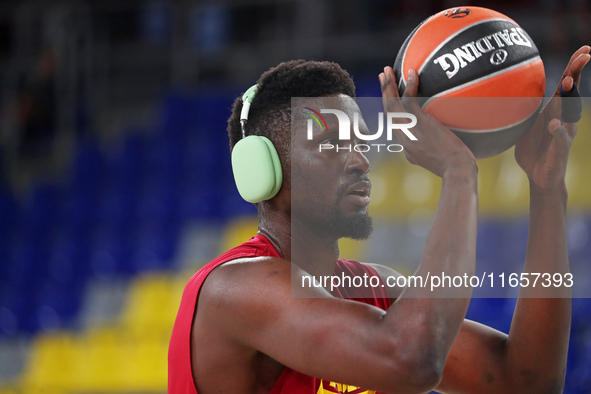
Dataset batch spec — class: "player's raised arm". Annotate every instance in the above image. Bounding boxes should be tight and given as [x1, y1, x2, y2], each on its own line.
[378, 64, 479, 377]
[436, 45, 590, 394]
[502, 44, 589, 392]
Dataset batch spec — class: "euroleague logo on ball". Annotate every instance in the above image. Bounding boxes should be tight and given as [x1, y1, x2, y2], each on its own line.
[444, 8, 471, 18]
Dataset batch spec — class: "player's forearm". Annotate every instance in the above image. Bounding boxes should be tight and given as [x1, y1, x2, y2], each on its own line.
[411, 161, 478, 295]
[504, 182, 570, 392]
[388, 162, 478, 382]
[523, 182, 569, 276]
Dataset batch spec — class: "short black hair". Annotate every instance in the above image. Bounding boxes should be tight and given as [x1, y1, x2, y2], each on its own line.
[227, 60, 356, 168]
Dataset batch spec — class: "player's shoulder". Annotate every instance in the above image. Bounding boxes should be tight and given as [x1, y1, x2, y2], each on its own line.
[204, 256, 291, 295]
[200, 233, 286, 287]
[195, 256, 292, 324]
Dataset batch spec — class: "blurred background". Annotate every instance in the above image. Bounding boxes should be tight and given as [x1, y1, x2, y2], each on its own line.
[0, 0, 590, 393]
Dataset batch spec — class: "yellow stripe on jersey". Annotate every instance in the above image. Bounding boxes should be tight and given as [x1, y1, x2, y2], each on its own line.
[317, 380, 376, 394]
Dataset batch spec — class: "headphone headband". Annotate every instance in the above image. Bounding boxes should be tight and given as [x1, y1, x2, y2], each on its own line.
[240, 85, 259, 138]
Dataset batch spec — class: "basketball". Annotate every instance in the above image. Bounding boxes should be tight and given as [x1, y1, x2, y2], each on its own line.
[393, 6, 545, 159]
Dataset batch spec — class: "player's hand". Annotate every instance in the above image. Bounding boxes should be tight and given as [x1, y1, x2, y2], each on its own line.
[515, 45, 590, 190]
[379, 66, 475, 178]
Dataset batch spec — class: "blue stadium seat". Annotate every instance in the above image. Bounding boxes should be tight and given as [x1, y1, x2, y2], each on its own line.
[0, 189, 17, 294]
[90, 224, 135, 278]
[161, 93, 195, 140]
[66, 140, 106, 229]
[466, 297, 512, 334]
[567, 214, 591, 263]
[573, 298, 591, 326]
[132, 217, 180, 272]
[34, 276, 84, 330]
[476, 220, 505, 267]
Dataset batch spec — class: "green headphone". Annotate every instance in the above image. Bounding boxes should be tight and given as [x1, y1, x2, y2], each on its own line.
[231, 84, 283, 203]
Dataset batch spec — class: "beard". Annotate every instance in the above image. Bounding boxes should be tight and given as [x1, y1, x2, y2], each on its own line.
[328, 208, 373, 240]
[291, 197, 374, 241]
[291, 173, 374, 241]
[326, 176, 374, 240]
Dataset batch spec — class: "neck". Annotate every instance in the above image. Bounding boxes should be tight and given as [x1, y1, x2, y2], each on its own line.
[258, 208, 340, 278]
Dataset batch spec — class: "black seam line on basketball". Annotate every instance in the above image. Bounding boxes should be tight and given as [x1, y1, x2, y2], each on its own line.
[396, 20, 426, 85]
[413, 17, 513, 78]
[443, 99, 543, 134]
[420, 55, 542, 108]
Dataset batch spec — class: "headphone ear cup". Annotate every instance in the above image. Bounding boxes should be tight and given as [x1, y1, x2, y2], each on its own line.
[260, 136, 283, 198]
[231, 136, 283, 203]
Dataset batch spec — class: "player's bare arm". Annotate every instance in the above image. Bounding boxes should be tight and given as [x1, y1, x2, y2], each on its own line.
[195, 257, 440, 394]
[362, 46, 589, 394]
[433, 45, 589, 394]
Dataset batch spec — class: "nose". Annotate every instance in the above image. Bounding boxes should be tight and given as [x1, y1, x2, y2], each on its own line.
[345, 147, 371, 176]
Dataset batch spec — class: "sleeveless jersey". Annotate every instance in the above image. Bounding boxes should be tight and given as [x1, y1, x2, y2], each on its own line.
[168, 234, 392, 394]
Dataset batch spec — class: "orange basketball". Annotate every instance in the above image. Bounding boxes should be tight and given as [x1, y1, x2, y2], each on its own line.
[393, 6, 545, 159]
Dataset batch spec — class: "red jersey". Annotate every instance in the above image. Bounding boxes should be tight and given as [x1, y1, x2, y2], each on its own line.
[168, 234, 392, 394]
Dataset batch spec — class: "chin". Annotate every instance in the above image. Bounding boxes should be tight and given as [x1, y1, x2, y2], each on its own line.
[333, 212, 374, 240]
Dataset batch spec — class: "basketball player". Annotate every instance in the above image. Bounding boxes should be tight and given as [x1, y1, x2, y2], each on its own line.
[169, 45, 590, 393]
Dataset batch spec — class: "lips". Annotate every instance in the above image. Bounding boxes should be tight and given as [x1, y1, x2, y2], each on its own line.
[345, 181, 371, 206]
